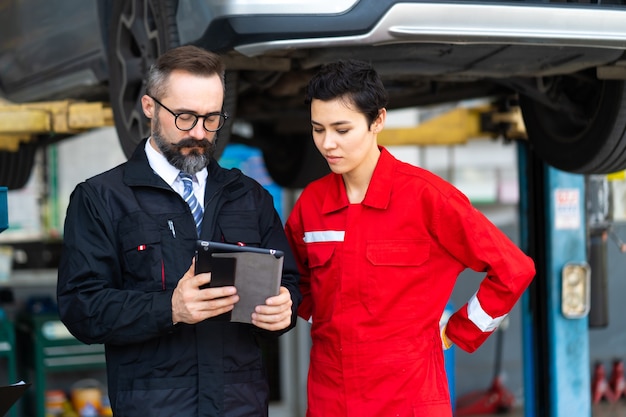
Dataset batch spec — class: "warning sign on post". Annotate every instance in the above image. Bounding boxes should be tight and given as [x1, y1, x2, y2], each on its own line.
[554, 189, 581, 230]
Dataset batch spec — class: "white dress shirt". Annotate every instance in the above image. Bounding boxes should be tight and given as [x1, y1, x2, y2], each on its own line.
[144, 138, 207, 207]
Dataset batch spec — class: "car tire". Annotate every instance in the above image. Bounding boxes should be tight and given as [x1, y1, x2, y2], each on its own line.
[520, 74, 626, 174]
[107, 0, 180, 158]
[262, 132, 329, 189]
[0, 142, 37, 190]
[107, 0, 234, 161]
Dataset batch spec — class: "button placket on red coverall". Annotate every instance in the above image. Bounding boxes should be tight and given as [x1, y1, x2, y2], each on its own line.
[285, 147, 535, 417]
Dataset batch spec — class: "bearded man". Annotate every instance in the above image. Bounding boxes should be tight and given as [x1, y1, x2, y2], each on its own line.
[57, 45, 300, 417]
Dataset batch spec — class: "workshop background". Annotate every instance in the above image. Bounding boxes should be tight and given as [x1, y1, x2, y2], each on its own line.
[1, 108, 626, 416]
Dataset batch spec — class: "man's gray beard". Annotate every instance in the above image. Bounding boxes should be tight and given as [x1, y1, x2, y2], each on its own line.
[151, 118, 216, 175]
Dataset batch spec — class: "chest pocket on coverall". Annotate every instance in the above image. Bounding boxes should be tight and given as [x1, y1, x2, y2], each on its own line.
[121, 227, 163, 292]
[364, 239, 430, 318]
[217, 211, 262, 246]
[306, 243, 338, 322]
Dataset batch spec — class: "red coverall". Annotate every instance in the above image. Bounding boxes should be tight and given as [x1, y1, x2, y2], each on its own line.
[285, 147, 535, 417]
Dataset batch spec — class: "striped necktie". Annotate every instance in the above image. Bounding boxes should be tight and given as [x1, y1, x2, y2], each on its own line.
[179, 172, 203, 236]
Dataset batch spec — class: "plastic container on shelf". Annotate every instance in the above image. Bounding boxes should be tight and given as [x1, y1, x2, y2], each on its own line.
[16, 311, 107, 417]
[70, 379, 102, 416]
[44, 389, 66, 416]
[77, 402, 98, 417]
[99, 393, 113, 416]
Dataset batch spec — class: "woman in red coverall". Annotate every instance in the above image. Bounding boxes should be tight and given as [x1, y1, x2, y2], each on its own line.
[285, 60, 536, 417]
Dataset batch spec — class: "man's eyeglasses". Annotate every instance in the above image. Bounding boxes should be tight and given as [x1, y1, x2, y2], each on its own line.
[150, 96, 229, 132]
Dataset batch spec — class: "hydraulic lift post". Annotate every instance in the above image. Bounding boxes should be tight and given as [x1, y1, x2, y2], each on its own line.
[0, 187, 7, 233]
[518, 142, 592, 417]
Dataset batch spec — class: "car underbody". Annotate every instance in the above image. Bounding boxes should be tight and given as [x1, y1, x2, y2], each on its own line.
[2, 0, 626, 189]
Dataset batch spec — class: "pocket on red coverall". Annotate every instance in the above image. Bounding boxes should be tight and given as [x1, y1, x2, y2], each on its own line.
[306, 243, 339, 323]
[364, 239, 430, 318]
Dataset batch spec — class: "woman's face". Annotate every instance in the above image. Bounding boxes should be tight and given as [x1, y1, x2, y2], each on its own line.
[310, 97, 384, 177]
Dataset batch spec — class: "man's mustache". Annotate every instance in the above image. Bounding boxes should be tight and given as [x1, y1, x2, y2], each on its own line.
[174, 138, 212, 151]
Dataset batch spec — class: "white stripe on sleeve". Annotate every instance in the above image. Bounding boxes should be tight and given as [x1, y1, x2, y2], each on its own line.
[467, 292, 507, 332]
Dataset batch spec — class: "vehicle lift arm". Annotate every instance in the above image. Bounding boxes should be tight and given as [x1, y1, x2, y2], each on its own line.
[0, 99, 113, 190]
[377, 104, 527, 146]
[0, 100, 113, 152]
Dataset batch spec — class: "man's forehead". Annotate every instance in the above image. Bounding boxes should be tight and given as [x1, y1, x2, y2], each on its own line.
[163, 72, 224, 109]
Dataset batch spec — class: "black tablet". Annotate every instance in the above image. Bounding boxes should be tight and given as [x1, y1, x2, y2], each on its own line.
[195, 240, 285, 323]
[196, 240, 284, 260]
[195, 240, 284, 285]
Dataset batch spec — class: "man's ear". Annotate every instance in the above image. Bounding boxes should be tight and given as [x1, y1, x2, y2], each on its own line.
[141, 95, 155, 119]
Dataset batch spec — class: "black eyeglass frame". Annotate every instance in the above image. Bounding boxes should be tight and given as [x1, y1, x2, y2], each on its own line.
[149, 95, 229, 132]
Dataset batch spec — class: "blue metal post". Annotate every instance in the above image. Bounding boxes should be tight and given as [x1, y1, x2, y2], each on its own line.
[518, 144, 591, 417]
[544, 167, 590, 416]
[0, 187, 7, 233]
[444, 302, 455, 410]
[517, 144, 536, 416]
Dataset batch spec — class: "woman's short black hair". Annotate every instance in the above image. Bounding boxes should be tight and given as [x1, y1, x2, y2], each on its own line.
[305, 59, 389, 126]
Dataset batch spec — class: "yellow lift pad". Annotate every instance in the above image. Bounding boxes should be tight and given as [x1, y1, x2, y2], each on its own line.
[378, 105, 527, 146]
[0, 100, 113, 151]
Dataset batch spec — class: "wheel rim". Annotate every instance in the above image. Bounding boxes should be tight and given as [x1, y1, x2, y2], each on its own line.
[109, 0, 164, 157]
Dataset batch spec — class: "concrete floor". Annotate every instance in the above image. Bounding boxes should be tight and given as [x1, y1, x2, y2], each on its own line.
[469, 402, 626, 417]
[593, 403, 626, 417]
